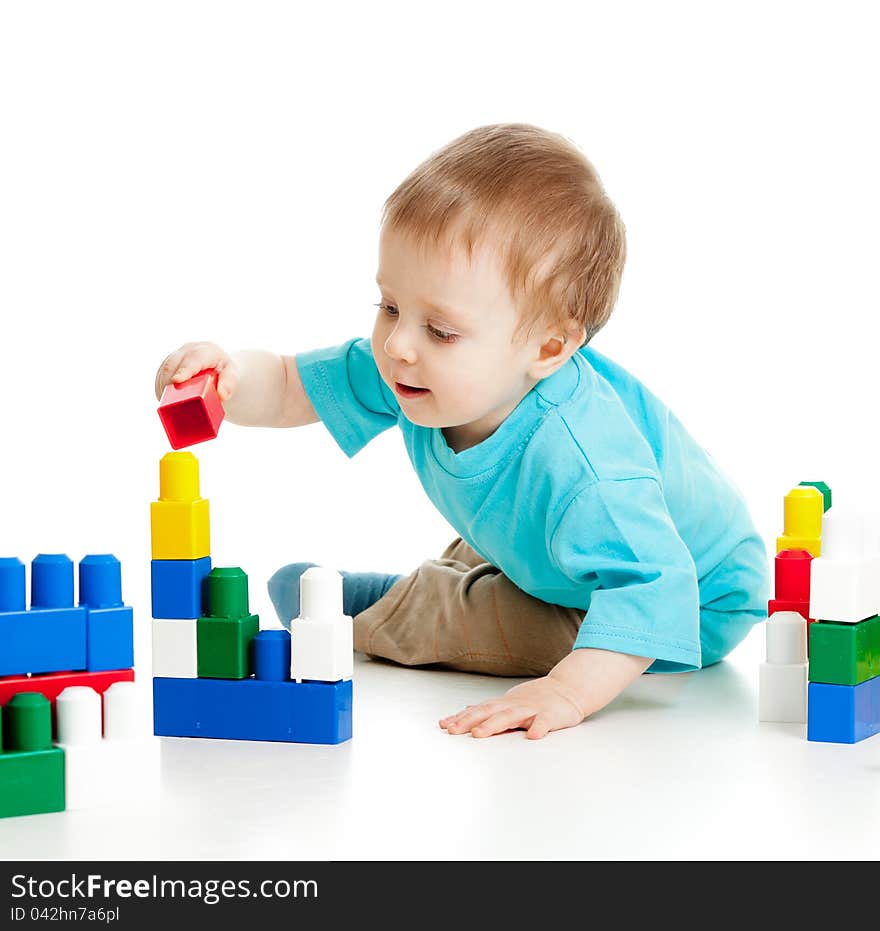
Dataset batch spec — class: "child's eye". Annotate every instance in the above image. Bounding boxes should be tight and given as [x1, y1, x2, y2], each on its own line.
[426, 324, 458, 343]
[374, 303, 458, 344]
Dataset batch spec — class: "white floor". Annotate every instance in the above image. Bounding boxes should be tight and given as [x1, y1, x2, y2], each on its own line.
[2, 624, 879, 861]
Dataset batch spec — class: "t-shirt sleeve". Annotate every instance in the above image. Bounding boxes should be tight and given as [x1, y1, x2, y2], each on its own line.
[295, 337, 400, 457]
[551, 477, 702, 672]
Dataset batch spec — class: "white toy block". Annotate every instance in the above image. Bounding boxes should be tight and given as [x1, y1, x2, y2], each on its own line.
[766, 611, 807, 664]
[822, 510, 865, 560]
[56, 686, 102, 744]
[758, 662, 807, 723]
[56, 683, 158, 811]
[152, 617, 198, 677]
[810, 556, 878, 623]
[809, 509, 879, 623]
[290, 567, 353, 683]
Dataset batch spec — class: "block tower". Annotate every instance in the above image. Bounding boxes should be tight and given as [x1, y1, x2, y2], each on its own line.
[0, 553, 154, 819]
[150, 451, 353, 744]
[758, 482, 826, 723]
[807, 505, 880, 743]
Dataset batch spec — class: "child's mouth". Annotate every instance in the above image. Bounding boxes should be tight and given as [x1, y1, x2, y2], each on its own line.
[395, 382, 430, 399]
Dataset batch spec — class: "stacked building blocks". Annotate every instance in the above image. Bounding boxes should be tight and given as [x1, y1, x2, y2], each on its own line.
[0, 553, 133, 676]
[758, 483, 828, 723]
[0, 547, 154, 818]
[150, 452, 353, 744]
[808, 509, 880, 743]
[157, 368, 225, 450]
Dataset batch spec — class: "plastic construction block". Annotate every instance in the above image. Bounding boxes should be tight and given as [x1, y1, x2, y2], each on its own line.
[202, 567, 249, 619]
[197, 614, 259, 678]
[157, 368, 225, 450]
[774, 550, 813, 603]
[809, 615, 880, 686]
[79, 553, 133, 672]
[196, 567, 259, 679]
[758, 662, 807, 723]
[810, 555, 879, 624]
[0, 748, 65, 818]
[0, 555, 87, 677]
[776, 486, 823, 557]
[799, 481, 832, 513]
[0, 668, 134, 708]
[55, 682, 158, 810]
[0, 691, 65, 819]
[150, 452, 210, 560]
[767, 596, 813, 624]
[765, 611, 807, 665]
[253, 629, 291, 682]
[152, 618, 198, 678]
[153, 676, 352, 744]
[809, 511, 880, 623]
[808, 675, 880, 743]
[151, 557, 212, 619]
[290, 568, 353, 683]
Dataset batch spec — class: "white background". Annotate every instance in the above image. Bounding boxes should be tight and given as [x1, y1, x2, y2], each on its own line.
[1, 2, 878, 860]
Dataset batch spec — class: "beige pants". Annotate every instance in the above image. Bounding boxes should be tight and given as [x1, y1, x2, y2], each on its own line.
[353, 537, 585, 677]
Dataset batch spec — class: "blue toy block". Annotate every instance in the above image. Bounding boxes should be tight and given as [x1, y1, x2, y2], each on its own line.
[0, 558, 26, 611]
[32, 554, 74, 608]
[808, 675, 880, 743]
[253, 629, 291, 682]
[0, 554, 87, 676]
[85, 606, 134, 672]
[151, 557, 212, 619]
[78, 555, 134, 672]
[0, 607, 87, 677]
[153, 676, 352, 744]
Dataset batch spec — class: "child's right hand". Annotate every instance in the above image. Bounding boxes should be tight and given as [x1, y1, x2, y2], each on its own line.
[154, 341, 240, 403]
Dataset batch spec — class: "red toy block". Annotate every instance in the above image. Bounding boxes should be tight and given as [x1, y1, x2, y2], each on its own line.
[767, 597, 813, 622]
[775, 549, 813, 602]
[0, 667, 134, 707]
[157, 369, 225, 450]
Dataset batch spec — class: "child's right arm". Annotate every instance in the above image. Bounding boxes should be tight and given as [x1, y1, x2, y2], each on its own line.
[154, 342, 320, 428]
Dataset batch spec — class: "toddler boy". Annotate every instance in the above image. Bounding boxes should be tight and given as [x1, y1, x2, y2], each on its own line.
[154, 123, 769, 740]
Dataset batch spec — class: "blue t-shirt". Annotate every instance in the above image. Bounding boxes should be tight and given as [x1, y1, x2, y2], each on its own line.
[296, 338, 769, 673]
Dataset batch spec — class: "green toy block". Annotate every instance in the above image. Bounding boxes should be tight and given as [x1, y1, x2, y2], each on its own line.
[202, 567, 250, 619]
[809, 615, 880, 686]
[0, 748, 65, 818]
[197, 613, 260, 678]
[799, 481, 832, 512]
[5, 692, 52, 752]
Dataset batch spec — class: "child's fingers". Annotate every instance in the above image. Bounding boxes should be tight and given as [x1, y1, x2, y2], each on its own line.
[155, 342, 231, 400]
[438, 704, 478, 728]
[171, 343, 225, 383]
[470, 705, 533, 739]
[442, 701, 505, 735]
[155, 348, 189, 400]
[214, 362, 238, 403]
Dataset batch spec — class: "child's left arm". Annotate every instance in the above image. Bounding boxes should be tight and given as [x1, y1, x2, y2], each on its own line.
[439, 647, 653, 739]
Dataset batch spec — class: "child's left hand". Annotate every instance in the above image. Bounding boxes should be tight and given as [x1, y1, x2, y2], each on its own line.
[439, 675, 586, 740]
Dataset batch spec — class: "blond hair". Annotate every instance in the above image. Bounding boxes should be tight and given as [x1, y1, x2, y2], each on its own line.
[381, 123, 626, 345]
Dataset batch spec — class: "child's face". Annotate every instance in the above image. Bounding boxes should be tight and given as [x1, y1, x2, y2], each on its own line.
[372, 226, 552, 452]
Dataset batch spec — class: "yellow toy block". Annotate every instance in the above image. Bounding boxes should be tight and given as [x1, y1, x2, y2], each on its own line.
[150, 452, 211, 559]
[776, 485, 823, 557]
[776, 534, 821, 557]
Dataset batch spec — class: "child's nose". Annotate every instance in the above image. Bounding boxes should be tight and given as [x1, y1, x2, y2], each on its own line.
[384, 325, 417, 365]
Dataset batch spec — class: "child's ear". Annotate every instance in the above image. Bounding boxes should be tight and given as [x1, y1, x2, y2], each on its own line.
[530, 319, 586, 379]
